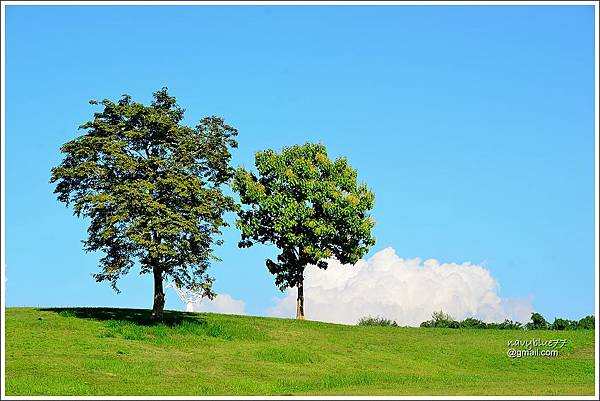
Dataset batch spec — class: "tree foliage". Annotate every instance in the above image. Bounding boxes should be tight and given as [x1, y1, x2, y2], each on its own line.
[233, 143, 376, 318]
[576, 315, 595, 330]
[526, 312, 549, 330]
[418, 310, 593, 330]
[357, 316, 399, 327]
[50, 88, 238, 319]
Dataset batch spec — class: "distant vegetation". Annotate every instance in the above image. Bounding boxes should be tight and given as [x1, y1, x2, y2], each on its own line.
[233, 143, 376, 320]
[419, 311, 523, 329]
[418, 311, 595, 330]
[357, 316, 399, 327]
[356, 311, 595, 330]
[525, 312, 595, 330]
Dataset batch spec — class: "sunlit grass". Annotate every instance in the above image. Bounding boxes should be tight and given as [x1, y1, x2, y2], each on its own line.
[5, 307, 595, 396]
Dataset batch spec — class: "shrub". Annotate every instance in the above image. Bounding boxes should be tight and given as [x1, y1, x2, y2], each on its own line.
[550, 318, 577, 331]
[357, 316, 398, 327]
[525, 312, 549, 330]
[460, 318, 487, 329]
[577, 315, 595, 330]
[58, 310, 76, 318]
[496, 319, 522, 330]
[420, 310, 457, 328]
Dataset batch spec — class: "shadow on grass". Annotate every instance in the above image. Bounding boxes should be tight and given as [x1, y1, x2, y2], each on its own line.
[39, 307, 206, 327]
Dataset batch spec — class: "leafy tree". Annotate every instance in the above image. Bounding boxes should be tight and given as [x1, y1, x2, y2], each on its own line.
[577, 315, 595, 330]
[526, 312, 549, 330]
[233, 143, 376, 319]
[420, 314, 525, 330]
[424, 310, 459, 328]
[419, 313, 594, 330]
[50, 88, 238, 321]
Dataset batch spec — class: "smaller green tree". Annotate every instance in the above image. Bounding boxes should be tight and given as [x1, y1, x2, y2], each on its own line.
[233, 143, 376, 319]
[460, 318, 487, 329]
[420, 310, 459, 328]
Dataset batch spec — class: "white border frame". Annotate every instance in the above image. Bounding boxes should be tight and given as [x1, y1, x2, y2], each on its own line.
[1, 1, 598, 400]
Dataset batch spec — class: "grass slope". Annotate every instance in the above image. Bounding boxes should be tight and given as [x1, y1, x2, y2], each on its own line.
[5, 307, 596, 396]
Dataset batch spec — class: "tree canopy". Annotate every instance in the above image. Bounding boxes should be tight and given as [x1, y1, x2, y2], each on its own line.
[50, 88, 238, 320]
[233, 143, 376, 319]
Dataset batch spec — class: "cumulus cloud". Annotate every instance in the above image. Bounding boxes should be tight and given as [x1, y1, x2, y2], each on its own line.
[192, 293, 246, 315]
[267, 247, 533, 326]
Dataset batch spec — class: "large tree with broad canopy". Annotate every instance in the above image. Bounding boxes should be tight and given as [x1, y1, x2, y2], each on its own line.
[50, 88, 238, 321]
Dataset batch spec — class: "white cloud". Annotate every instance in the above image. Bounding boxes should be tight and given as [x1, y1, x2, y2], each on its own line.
[266, 247, 533, 326]
[192, 293, 246, 315]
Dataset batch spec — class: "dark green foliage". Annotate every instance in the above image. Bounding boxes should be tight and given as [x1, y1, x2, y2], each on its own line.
[486, 320, 523, 330]
[233, 143, 376, 288]
[525, 312, 550, 330]
[459, 318, 488, 329]
[577, 315, 595, 330]
[528, 313, 595, 331]
[357, 316, 398, 327]
[420, 311, 593, 330]
[233, 143, 376, 318]
[550, 318, 578, 331]
[421, 317, 522, 330]
[50, 88, 238, 317]
[419, 319, 432, 328]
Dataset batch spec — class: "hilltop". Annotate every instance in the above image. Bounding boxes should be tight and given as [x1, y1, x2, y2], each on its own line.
[4, 307, 595, 396]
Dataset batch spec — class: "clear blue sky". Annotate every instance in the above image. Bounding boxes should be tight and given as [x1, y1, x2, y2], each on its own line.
[4, 5, 596, 320]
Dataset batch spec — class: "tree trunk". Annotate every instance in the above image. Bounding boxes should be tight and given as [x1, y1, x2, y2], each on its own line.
[151, 267, 165, 322]
[296, 279, 305, 320]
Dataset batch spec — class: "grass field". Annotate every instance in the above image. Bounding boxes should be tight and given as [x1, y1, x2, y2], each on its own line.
[4, 307, 596, 396]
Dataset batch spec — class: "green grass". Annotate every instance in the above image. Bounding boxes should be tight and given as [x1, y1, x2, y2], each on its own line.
[5, 307, 596, 396]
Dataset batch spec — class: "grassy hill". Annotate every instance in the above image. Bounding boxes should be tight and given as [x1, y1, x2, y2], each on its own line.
[4, 307, 596, 396]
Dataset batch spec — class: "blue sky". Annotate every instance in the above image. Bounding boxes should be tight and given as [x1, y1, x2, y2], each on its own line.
[4, 5, 596, 321]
